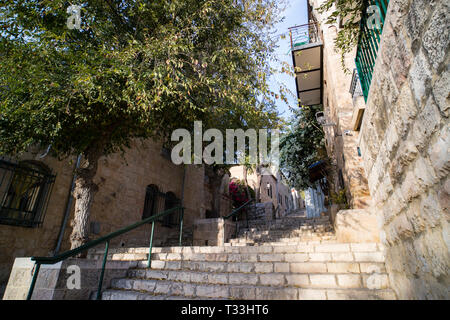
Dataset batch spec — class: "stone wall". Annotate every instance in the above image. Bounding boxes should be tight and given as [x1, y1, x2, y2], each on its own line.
[3, 257, 136, 300]
[0, 154, 75, 297]
[358, 0, 449, 299]
[334, 208, 381, 243]
[311, 0, 373, 211]
[0, 138, 207, 297]
[192, 218, 236, 246]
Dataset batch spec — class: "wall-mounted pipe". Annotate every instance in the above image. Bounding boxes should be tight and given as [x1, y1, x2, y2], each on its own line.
[53, 154, 82, 255]
[37, 144, 52, 159]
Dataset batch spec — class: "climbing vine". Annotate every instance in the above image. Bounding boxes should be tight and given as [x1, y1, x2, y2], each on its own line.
[317, 0, 365, 73]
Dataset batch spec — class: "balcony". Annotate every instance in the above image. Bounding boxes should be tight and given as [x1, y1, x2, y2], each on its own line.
[355, 0, 390, 102]
[290, 23, 323, 106]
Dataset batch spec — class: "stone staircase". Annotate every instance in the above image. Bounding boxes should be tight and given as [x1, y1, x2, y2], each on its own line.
[87, 212, 397, 300]
[232, 212, 335, 245]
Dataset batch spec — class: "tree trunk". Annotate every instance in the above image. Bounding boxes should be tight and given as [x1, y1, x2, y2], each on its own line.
[69, 148, 101, 255]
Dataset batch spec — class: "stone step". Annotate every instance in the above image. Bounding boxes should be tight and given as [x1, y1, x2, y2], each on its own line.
[243, 224, 332, 230]
[233, 233, 336, 240]
[88, 243, 383, 256]
[239, 234, 337, 239]
[128, 260, 388, 275]
[225, 240, 341, 246]
[125, 269, 391, 289]
[101, 289, 224, 300]
[240, 226, 333, 234]
[90, 250, 385, 264]
[243, 224, 331, 230]
[229, 237, 337, 244]
[236, 232, 335, 236]
[245, 218, 331, 224]
[239, 228, 333, 235]
[104, 279, 396, 300]
[84, 252, 387, 273]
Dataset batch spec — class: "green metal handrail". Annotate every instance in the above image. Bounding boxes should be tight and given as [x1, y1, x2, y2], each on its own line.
[355, 0, 390, 102]
[26, 205, 184, 300]
[224, 199, 255, 240]
[223, 199, 254, 220]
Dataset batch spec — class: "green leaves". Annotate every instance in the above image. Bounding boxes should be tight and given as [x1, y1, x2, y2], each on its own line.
[0, 0, 283, 161]
[280, 105, 326, 190]
[317, 0, 364, 73]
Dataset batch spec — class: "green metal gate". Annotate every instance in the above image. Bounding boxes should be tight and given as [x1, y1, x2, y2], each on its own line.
[355, 0, 390, 102]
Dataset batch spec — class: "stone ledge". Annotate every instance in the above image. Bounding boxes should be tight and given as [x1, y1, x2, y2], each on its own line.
[334, 209, 381, 243]
[3, 257, 136, 300]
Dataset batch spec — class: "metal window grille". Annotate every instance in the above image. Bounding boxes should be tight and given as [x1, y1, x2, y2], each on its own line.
[142, 184, 181, 228]
[0, 159, 55, 228]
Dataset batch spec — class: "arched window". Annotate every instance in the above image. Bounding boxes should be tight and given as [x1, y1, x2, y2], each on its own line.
[0, 159, 55, 227]
[142, 184, 159, 220]
[163, 191, 180, 227]
[142, 186, 180, 227]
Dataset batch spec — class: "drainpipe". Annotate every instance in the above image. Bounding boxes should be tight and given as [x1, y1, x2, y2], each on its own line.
[53, 154, 82, 255]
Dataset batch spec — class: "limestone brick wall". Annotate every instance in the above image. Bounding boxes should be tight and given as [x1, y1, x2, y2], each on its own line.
[358, 0, 449, 299]
[86, 139, 202, 248]
[0, 153, 75, 296]
[0, 138, 206, 296]
[311, 0, 372, 211]
[192, 218, 236, 246]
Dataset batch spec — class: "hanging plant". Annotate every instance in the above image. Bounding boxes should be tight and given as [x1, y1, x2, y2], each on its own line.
[229, 179, 249, 209]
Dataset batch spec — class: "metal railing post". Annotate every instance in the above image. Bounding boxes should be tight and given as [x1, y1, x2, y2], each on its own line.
[147, 221, 155, 268]
[26, 262, 41, 300]
[96, 240, 109, 300]
[178, 208, 184, 246]
[26, 205, 182, 299]
[246, 208, 249, 229]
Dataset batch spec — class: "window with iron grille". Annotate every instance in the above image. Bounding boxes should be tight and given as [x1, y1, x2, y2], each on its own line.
[142, 185, 181, 228]
[0, 159, 56, 228]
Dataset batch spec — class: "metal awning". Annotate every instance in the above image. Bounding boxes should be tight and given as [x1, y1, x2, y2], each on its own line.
[289, 23, 323, 106]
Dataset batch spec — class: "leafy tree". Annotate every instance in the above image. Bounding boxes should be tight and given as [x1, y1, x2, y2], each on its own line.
[0, 0, 283, 249]
[317, 0, 365, 73]
[280, 105, 326, 190]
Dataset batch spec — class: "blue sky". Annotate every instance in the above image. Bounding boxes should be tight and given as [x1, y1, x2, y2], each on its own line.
[268, 0, 308, 121]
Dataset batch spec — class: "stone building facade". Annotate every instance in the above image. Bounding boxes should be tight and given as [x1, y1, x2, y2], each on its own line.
[228, 165, 295, 216]
[306, 0, 380, 242]
[310, 0, 372, 210]
[357, 0, 449, 299]
[0, 139, 223, 297]
[308, 0, 449, 299]
[276, 172, 294, 217]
